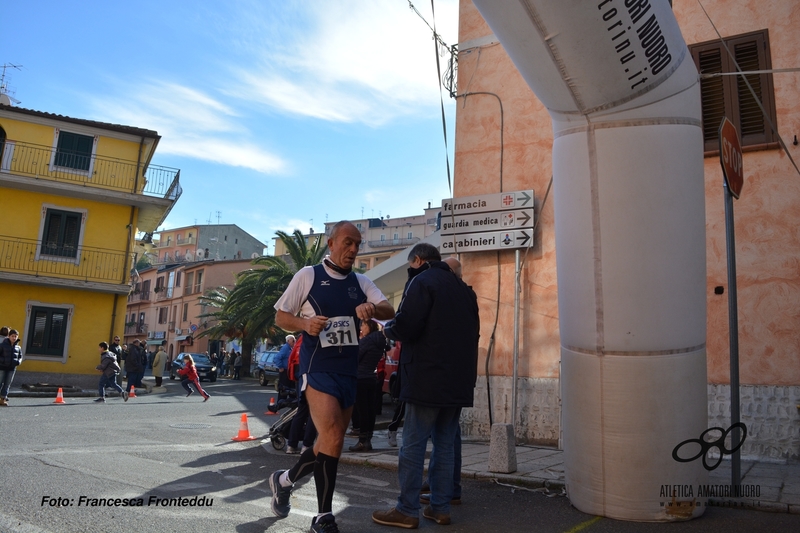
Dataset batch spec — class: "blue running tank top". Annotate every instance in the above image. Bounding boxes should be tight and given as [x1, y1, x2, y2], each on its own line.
[300, 264, 367, 377]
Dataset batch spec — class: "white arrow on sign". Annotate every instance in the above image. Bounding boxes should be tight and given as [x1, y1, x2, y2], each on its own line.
[440, 208, 534, 235]
[441, 229, 533, 253]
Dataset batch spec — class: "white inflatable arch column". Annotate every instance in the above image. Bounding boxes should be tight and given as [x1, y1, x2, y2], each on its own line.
[472, 0, 708, 521]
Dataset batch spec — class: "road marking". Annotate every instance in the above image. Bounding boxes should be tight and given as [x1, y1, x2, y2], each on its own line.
[563, 516, 602, 533]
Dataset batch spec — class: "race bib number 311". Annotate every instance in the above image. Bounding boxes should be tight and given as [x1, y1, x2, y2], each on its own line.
[320, 316, 358, 348]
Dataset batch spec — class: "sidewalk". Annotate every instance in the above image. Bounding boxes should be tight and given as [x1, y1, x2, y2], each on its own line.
[262, 427, 800, 515]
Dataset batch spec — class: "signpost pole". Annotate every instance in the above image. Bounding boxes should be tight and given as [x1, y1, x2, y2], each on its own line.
[512, 248, 520, 431]
[724, 183, 742, 488]
[718, 117, 743, 488]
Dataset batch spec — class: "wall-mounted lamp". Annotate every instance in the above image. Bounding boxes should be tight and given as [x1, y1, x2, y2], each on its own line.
[793, 135, 798, 146]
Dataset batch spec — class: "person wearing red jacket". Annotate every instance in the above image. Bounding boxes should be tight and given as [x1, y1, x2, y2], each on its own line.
[177, 354, 210, 401]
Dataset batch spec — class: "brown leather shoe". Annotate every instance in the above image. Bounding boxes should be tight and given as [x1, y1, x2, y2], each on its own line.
[372, 507, 419, 529]
[423, 505, 451, 525]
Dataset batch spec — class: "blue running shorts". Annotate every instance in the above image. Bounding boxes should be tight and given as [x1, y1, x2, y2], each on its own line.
[302, 372, 358, 409]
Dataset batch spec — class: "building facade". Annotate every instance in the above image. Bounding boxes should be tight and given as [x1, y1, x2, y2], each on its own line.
[151, 224, 265, 264]
[125, 258, 259, 362]
[0, 103, 181, 388]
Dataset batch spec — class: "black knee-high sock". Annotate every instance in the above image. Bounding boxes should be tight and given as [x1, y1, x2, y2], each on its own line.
[314, 452, 339, 514]
[287, 447, 317, 483]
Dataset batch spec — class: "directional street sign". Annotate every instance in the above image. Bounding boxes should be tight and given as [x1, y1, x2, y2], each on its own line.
[440, 189, 535, 252]
[441, 229, 533, 253]
[441, 190, 533, 215]
[440, 208, 534, 235]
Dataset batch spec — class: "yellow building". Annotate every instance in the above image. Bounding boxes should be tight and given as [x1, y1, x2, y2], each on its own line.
[0, 103, 181, 388]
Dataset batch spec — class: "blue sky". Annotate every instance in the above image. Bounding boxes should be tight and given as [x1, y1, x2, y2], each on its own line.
[2, 0, 458, 253]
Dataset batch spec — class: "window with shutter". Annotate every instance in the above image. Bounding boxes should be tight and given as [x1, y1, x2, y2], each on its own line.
[54, 131, 94, 171]
[690, 29, 777, 153]
[26, 306, 70, 358]
[40, 208, 82, 258]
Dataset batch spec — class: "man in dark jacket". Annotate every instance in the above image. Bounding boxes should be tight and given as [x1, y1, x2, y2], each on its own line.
[125, 339, 145, 393]
[372, 244, 479, 529]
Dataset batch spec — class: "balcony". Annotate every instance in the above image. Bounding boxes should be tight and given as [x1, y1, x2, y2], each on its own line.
[154, 286, 174, 300]
[0, 235, 132, 289]
[0, 140, 182, 233]
[125, 323, 148, 335]
[367, 237, 420, 248]
[128, 290, 151, 302]
[176, 236, 195, 245]
[0, 140, 179, 196]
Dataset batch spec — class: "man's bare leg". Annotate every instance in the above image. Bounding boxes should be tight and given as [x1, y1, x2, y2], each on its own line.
[304, 385, 353, 518]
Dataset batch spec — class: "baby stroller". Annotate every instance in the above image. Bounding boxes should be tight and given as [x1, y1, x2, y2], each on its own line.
[267, 386, 299, 450]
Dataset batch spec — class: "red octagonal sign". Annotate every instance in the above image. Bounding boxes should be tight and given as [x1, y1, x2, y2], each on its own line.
[719, 117, 744, 199]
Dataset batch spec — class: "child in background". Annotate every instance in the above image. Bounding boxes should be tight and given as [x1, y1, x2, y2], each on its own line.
[177, 354, 210, 401]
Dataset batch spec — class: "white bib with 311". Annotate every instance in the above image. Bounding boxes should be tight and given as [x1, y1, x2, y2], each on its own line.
[319, 316, 359, 348]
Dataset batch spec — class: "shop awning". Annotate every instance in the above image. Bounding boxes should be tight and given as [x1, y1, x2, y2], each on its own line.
[174, 335, 191, 342]
[146, 340, 163, 346]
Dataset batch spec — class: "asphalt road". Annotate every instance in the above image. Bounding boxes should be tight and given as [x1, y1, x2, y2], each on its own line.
[0, 379, 796, 532]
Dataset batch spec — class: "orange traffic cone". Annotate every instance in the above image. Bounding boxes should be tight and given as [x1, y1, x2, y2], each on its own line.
[53, 388, 67, 404]
[128, 386, 137, 398]
[231, 413, 257, 441]
[265, 397, 278, 415]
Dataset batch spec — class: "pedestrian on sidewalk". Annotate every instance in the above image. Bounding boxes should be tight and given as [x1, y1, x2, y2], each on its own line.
[177, 354, 210, 401]
[275, 335, 296, 394]
[372, 244, 479, 529]
[125, 339, 145, 394]
[152, 341, 166, 387]
[349, 319, 388, 452]
[232, 352, 242, 380]
[285, 334, 317, 454]
[95, 341, 126, 403]
[0, 327, 23, 407]
[221, 350, 230, 377]
[419, 257, 468, 505]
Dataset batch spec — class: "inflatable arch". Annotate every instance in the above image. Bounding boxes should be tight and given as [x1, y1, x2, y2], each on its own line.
[472, 0, 708, 520]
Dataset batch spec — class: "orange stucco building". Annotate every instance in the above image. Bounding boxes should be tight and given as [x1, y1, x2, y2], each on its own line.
[451, 1, 799, 461]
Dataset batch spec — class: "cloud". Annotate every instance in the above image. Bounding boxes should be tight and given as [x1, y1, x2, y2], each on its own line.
[226, 0, 459, 125]
[88, 81, 287, 175]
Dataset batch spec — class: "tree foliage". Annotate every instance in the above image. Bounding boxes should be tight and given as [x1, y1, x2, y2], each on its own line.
[194, 230, 328, 374]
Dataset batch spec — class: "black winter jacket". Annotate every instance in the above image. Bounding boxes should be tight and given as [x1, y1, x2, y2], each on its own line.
[357, 330, 388, 380]
[0, 338, 23, 370]
[384, 261, 479, 408]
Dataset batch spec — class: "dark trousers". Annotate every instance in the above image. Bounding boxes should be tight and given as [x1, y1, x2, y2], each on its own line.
[288, 392, 317, 448]
[354, 378, 377, 440]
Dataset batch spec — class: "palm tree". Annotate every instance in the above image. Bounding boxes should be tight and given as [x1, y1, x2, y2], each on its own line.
[196, 230, 327, 376]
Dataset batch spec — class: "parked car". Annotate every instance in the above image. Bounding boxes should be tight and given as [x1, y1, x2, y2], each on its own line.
[169, 352, 218, 382]
[256, 350, 281, 387]
[382, 341, 400, 397]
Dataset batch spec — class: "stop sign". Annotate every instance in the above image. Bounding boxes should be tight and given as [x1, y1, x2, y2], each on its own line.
[719, 117, 744, 199]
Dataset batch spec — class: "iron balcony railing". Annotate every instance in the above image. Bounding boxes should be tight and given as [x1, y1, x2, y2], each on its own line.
[125, 323, 148, 335]
[128, 290, 151, 302]
[176, 236, 195, 245]
[1, 140, 181, 199]
[0, 235, 132, 285]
